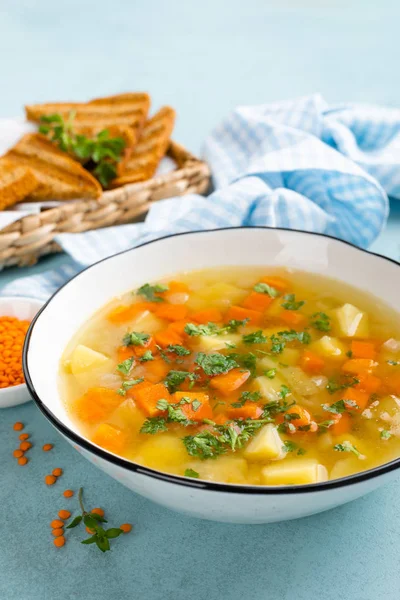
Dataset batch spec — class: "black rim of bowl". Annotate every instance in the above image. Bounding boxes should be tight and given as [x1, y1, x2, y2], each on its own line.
[23, 226, 400, 494]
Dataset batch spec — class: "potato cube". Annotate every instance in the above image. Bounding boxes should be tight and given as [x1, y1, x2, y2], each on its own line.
[133, 435, 188, 473]
[195, 282, 247, 309]
[189, 457, 248, 484]
[253, 375, 288, 401]
[244, 424, 285, 461]
[132, 311, 164, 333]
[311, 335, 348, 360]
[332, 303, 369, 338]
[196, 333, 241, 352]
[261, 459, 328, 485]
[70, 344, 109, 375]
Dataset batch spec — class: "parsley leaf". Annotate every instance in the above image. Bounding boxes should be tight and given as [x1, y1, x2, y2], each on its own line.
[183, 431, 226, 459]
[334, 441, 362, 457]
[279, 384, 291, 400]
[387, 360, 400, 366]
[116, 378, 144, 396]
[140, 350, 154, 362]
[326, 377, 359, 395]
[140, 417, 168, 434]
[137, 283, 168, 303]
[231, 390, 262, 408]
[167, 344, 191, 356]
[269, 329, 311, 354]
[196, 352, 238, 376]
[310, 312, 331, 332]
[184, 468, 200, 478]
[265, 368, 277, 379]
[116, 357, 135, 375]
[254, 282, 279, 297]
[381, 429, 392, 440]
[322, 399, 358, 414]
[283, 440, 298, 453]
[156, 399, 190, 424]
[123, 331, 150, 347]
[165, 370, 197, 393]
[317, 419, 335, 431]
[281, 294, 305, 311]
[184, 322, 219, 336]
[242, 330, 268, 345]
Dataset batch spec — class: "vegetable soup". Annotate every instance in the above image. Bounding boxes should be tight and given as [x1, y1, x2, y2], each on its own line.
[59, 267, 400, 486]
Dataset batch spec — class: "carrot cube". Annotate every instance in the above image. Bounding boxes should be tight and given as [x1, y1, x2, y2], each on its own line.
[242, 291, 274, 312]
[117, 346, 135, 362]
[351, 341, 376, 360]
[260, 276, 289, 292]
[225, 305, 262, 326]
[132, 335, 158, 358]
[154, 304, 188, 322]
[191, 308, 223, 324]
[276, 404, 311, 428]
[227, 404, 263, 420]
[340, 388, 369, 412]
[174, 391, 213, 421]
[154, 328, 183, 348]
[300, 350, 325, 373]
[92, 423, 126, 454]
[354, 374, 381, 394]
[74, 387, 122, 423]
[167, 281, 190, 294]
[126, 379, 152, 398]
[107, 302, 154, 324]
[280, 310, 306, 328]
[331, 412, 352, 436]
[342, 358, 377, 375]
[209, 368, 250, 395]
[134, 383, 172, 417]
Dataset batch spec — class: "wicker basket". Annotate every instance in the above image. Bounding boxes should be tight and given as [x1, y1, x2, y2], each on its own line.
[0, 141, 210, 268]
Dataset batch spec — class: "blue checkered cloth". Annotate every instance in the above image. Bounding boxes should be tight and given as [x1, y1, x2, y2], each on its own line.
[3, 94, 400, 300]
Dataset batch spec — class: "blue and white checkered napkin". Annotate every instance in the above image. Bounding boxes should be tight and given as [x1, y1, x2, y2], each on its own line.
[4, 93, 400, 300]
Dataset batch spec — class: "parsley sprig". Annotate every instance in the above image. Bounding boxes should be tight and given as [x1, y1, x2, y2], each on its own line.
[66, 488, 125, 553]
[137, 283, 169, 303]
[253, 282, 280, 297]
[310, 312, 331, 332]
[281, 294, 305, 311]
[39, 113, 125, 187]
[184, 319, 248, 337]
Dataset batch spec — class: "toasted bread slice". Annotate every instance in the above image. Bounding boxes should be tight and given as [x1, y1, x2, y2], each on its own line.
[6, 134, 102, 200]
[25, 93, 150, 136]
[0, 159, 38, 210]
[112, 106, 175, 187]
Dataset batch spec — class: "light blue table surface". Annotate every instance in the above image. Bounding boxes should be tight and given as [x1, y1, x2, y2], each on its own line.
[1, 2, 400, 599]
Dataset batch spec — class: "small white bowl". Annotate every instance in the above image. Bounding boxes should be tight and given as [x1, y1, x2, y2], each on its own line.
[24, 228, 400, 523]
[0, 296, 43, 408]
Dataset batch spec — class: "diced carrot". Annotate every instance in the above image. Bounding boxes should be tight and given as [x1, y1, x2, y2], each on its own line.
[134, 382, 172, 417]
[213, 414, 230, 425]
[191, 308, 223, 324]
[355, 374, 381, 394]
[209, 368, 251, 395]
[300, 350, 325, 373]
[340, 388, 369, 412]
[92, 423, 126, 454]
[276, 404, 312, 428]
[174, 391, 213, 421]
[132, 335, 158, 358]
[351, 341, 376, 360]
[144, 357, 170, 383]
[280, 310, 306, 328]
[154, 304, 188, 322]
[125, 379, 152, 398]
[242, 291, 274, 312]
[225, 305, 262, 326]
[227, 404, 263, 420]
[342, 358, 377, 375]
[260, 276, 289, 292]
[117, 346, 135, 362]
[168, 320, 189, 337]
[107, 302, 153, 324]
[154, 328, 183, 348]
[74, 388, 122, 423]
[331, 412, 352, 435]
[164, 281, 190, 302]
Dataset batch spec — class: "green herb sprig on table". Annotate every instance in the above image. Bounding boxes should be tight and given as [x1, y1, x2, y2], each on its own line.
[39, 113, 126, 187]
[66, 487, 127, 553]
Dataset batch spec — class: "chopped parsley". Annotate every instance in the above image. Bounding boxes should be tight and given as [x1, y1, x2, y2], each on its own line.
[281, 294, 305, 311]
[184, 468, 200, 478]
[270, 330, 311, 354]
[253, 282, 279, 297]
[381, 429, 392, 440]
[279, 384, 291, 400]
[116, 357, 135, 375]
[165, 370, 197, 393]
[196, 352, 238, 376]
[123, 331, 150, 347]
[242, 330, 267, 345]
[283, 440, 298, 453]
[137, 283, 168, 302]
[231, 390, 262, 408]
[167, 344, 191, 356]
[183, 431, 226, 459]
[334, 441, 362, 457]
[387, 360, 400, 366]
[326, 377, 359, 395]
[322, 399, 358, 414]
[265, 368, 277, 379]
[317, 419, 335, 431]
[346, 350, 353, 358]
[156, 399, 190, 424]
[116, 377, 144, 396]
[310, 312, 331, 332]
[140, 417, 168, 434]
[139, 350, 154, 362]
[184, 319, 248, 337]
